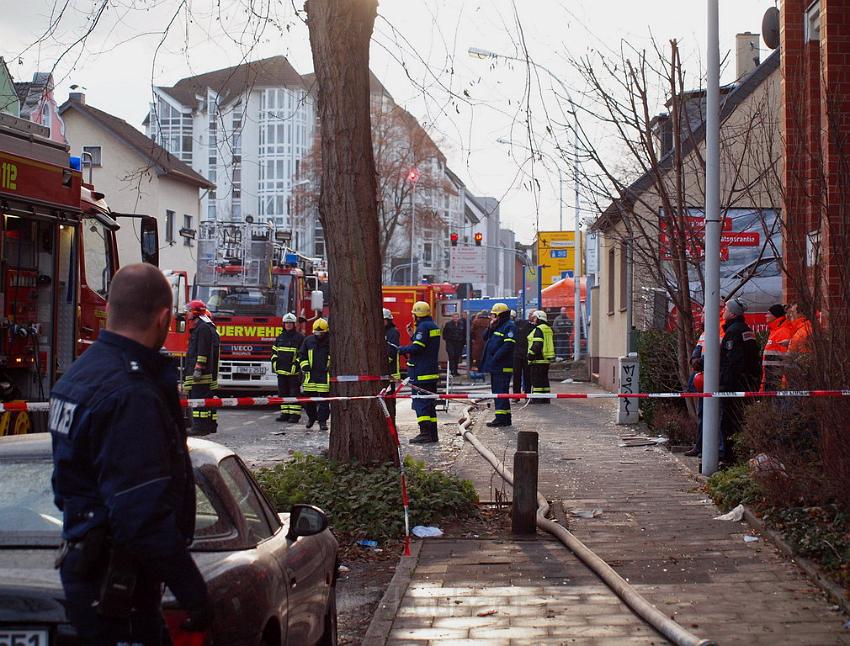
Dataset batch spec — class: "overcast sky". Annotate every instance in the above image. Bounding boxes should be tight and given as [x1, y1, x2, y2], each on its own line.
[2, 0, 774, 244]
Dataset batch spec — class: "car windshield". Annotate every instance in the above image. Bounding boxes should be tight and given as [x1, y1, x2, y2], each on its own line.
[0, 456, 233, 547]
[197, 274, 293, 317]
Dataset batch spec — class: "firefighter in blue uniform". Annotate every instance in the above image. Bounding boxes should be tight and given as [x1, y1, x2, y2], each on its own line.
[272, 312, 305, 423]
[300, 318, 331, 431]
[481, 302, 517, 427]
[383, 308, 401, 423]
[183, 299, 220, 435]
[50, 264, 211, 644]
[399, 301, 441, 444]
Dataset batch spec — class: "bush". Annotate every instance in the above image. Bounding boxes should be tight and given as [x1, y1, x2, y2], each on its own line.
[635, 329, 684, 426]
[649, 402, 698, 445]
[254, 454, 478, 542]
[706, 465, 763, 513]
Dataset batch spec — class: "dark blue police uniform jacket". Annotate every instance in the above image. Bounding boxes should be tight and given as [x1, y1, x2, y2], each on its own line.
[50, 330, 206, 607]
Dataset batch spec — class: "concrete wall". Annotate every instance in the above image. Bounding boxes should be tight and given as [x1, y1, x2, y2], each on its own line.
[63, 110, 201, 279]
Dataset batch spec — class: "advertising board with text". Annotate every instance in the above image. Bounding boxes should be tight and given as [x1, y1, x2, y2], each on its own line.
[536, 231, 582, 286]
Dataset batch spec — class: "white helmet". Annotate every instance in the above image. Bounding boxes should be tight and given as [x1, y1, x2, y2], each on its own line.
[382, 308, 393, 320]
[534, 310, 548, 322]
[282, 313, 297, 324]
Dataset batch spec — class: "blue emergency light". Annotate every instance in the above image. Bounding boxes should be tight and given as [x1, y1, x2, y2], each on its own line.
[69, 156, 82, 171]
[284, 253, 298, 265]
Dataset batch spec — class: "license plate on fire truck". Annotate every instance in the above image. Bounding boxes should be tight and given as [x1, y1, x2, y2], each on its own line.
[236, 366, 266, 375]
[0, 629, 49, 646]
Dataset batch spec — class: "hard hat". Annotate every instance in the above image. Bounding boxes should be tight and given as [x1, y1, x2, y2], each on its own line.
[411, 301, 431, 317]
[693, 371, 704, 392]
[186, 299, 206, 314]
[312, 318, 329, 333]
[382, 308, 393, 320]
[534, 310, 548, 322]
[282, 313, 297, 324]
[510, 309, 517, 318]
[490, 302, 510, 315]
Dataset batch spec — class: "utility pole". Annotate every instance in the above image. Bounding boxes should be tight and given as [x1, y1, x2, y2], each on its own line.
[702, 0, 721, 476]
[408, 167, 420, 284]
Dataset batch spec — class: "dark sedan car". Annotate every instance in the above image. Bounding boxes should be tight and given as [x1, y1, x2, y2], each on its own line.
[0, 434, 338, 646]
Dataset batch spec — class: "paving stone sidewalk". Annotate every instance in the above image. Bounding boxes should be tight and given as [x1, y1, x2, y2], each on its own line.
[372, 381, 850, 645]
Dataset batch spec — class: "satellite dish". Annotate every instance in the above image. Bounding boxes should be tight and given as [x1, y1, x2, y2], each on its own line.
[763, 7, 780, 50]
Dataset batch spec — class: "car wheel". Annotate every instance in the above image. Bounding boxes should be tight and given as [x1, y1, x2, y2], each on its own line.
[317, 585, 338, 646]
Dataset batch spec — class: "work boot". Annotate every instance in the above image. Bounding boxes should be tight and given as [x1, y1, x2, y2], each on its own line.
[305, 418, 316, 430]
[319, 422, 329, 431]
[288, 414, 301, 423]
[276, 413, 288, 422]
[486, 418, 508, 428]
[684, 446, 700, 457]
[410, 432, 438, 444]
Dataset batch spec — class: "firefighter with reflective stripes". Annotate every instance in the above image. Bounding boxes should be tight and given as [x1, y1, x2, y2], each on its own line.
[481, 302, 517, 427]
[300, 318, 331, 431]
[527, 310, 555, 403]
[761, 304, 792, 391]
[272, 312, 305, 423]
[399, 301, 441, 444]
[184, 299, 220, 435]
[383, 308, 401, 423]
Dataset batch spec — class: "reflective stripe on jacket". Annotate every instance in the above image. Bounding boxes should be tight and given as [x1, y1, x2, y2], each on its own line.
[385, 323, 401, 380]
[527, 322, 555, 364]
[272, 329, 305, 375]
[300, 334, 331, 393]
[481, 317, 517, 374]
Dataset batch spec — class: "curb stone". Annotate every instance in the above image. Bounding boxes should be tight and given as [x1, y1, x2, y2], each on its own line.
[361, 540, 423, 646]
[670, 449, 850, 617]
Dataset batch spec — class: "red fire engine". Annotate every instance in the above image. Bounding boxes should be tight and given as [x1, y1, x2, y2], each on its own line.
[187, 221, 323, 390]
[0, 113, 157, 433]
[382, 283, 460, 368]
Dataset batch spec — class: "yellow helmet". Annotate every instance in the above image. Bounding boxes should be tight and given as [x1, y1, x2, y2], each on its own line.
[312, 318, 329, 333]
[411, 301, 431, 317]
[490, 302, 510, 315]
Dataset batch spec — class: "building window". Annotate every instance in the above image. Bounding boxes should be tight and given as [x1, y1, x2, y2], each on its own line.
[423, 242, 433, 265]
[806, 229, 820, 267]
[313, 219, 325, 258]
[149, 97, 193, 163]
[165, 210, 175, 243]
[619, 241, 628, 310]
[805, 1, 820, 42]
[82, 146, 102, 167]
[183, 214, 193, 247]
[607, 246, 615, 315]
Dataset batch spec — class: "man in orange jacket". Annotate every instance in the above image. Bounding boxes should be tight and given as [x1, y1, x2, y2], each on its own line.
[761, 304, 793, 391]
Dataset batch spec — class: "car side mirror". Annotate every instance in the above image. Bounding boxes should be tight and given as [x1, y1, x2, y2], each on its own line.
[286, 504, 329, 540]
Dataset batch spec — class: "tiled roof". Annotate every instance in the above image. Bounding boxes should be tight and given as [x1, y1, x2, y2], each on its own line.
[158, 55, 305, 106]
[60, 99, 213, 189]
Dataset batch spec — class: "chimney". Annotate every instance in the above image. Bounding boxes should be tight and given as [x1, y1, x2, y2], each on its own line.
[735, 32, 760, 79]
[69, 92, 86, 105]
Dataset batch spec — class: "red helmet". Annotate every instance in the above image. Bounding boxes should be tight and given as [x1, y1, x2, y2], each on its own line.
[186, 299, 207, 316]
[693, 371, 704, 393]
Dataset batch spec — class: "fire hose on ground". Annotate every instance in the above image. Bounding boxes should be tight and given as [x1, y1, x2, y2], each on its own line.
[456, 402, 716, 646]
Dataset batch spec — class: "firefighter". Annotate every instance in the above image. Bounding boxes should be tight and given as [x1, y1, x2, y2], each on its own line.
[527, 310, 555, 403]
[384, 308, 401, 423]
[761, 304, 793, 391]
[184, 299, 220, 435]
[512, 310, 533, 394]
[300, 318, 331, 431]
[481, 302, 517, 426]
[272, 312, 305, 423]
[399, 301, 441, 444]
[50, 264, 211, 643]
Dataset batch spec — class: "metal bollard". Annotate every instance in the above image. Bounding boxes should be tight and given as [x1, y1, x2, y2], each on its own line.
[512, 431, 539, 536]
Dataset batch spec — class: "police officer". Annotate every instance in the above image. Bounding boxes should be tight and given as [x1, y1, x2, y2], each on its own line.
[383, 308, 401, 422]
[183, 299, 220, 435]
[399, 301, 441, 444]
[272, 312, 305, 423]
[50, 263, 211, 644]
[719, 297, 761, 460]
[527, 310, 555, 404]
[300, 318, 331, 431]
[481, 302, 517, 426]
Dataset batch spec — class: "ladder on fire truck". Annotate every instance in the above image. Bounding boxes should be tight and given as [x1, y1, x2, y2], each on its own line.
[196, 221, 275, 288]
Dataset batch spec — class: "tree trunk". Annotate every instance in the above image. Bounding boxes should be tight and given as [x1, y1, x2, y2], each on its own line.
[306, 0, 397, 465]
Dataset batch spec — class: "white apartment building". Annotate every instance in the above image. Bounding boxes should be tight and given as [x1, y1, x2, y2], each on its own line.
[145, 56, 314, 232]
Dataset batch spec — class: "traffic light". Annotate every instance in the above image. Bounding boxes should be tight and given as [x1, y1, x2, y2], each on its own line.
[450, 232, 458, 246]
[474, 232, 483, 246]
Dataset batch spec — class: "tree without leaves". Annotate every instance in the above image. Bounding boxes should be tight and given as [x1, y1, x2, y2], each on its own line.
[305, 0, 396, 465]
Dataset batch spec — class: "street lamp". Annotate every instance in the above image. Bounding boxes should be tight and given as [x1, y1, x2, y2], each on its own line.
[407, 167, 420, 285]
[475, 46, 582, 361]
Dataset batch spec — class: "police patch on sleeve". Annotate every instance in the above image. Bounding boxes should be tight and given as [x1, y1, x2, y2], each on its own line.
[48, 398, 78, 435]
[742, 331, 755, 342]
[507, 331, 514, 338]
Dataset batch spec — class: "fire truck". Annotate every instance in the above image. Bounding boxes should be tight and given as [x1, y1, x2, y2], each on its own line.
[189, 220, 323, 390]
[0, 113, 157, 433]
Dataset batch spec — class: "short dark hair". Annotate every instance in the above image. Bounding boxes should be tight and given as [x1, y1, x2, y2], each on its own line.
[107, 264, 172, 332]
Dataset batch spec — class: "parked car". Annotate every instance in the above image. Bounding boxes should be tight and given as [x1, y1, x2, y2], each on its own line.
[689, 255, 782, 313]
[0, 433, 338, 646]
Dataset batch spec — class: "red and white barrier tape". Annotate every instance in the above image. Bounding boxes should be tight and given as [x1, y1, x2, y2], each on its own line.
[331, 375, 388, 382]
[6, 389, 850, 413]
